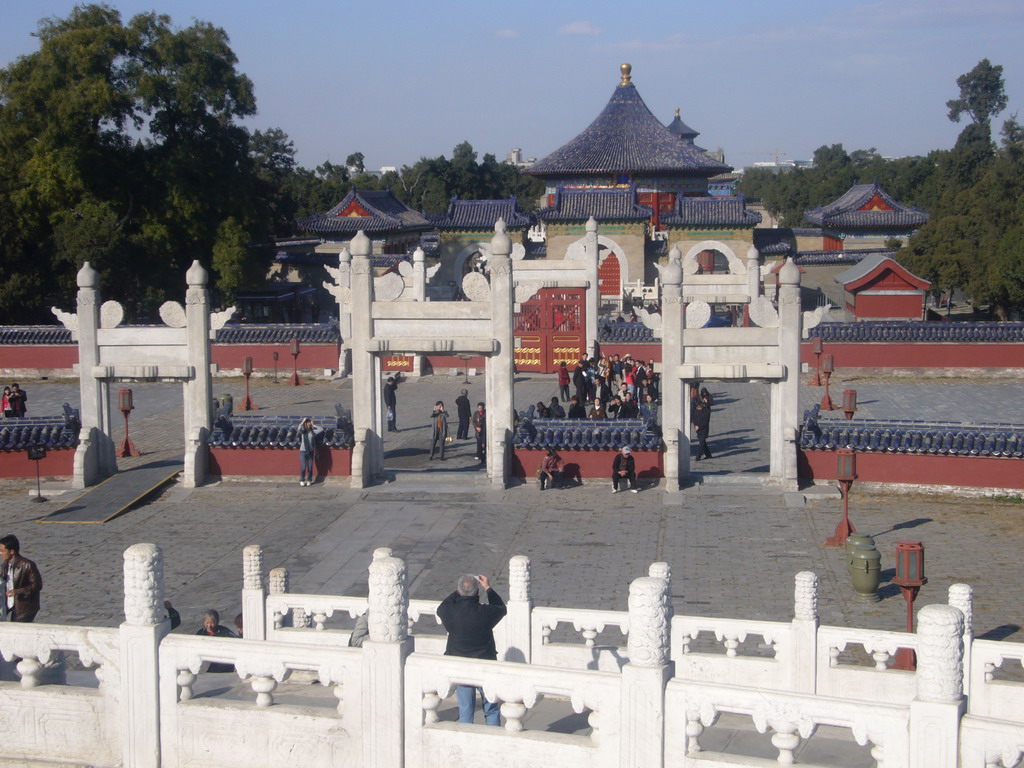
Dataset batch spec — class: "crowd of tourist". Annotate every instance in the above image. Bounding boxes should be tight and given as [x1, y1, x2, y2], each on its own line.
[534, 353, 661, 422]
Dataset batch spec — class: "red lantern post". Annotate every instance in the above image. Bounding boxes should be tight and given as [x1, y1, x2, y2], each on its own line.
[825, 449, 857, 547]
[810, 336, 824, 386]
[892, 541, 927, 670]
[118, 388, 140, 458]
[820, 354, 837, 410]
[241, 356, 258, 411]
[289, 338, 302, 386]
[842, 389, 857, 420]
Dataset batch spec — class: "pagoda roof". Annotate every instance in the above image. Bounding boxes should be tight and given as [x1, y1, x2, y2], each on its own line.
[804, 182, 929, 230]
[297, 189, 430, 235]
[527, 64, 731, 178]
[660, 195, 761, 229]
[666, 107, 700, 144]
[430, 197, 532, 230]
[834, 253, 931, 291]
[535, 187, 652, 222]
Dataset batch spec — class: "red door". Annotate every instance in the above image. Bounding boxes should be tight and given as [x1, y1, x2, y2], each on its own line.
[514, 288, 586, 373]
[598, 252, 621, 298]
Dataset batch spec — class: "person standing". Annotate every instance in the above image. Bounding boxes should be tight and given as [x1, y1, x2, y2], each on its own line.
[1, 387, 12, 418]
[430, 401, 449, 460]
[455, 389, 471, 440]
[472, 402, 486, 463]
[8, 383, 26, 418]
[437, 574, 507, 726]
[382, 376, 399, 432]
[611, 446, 638, 493]
[297, 417, 322, 486]
[692, 388, 714, 461]
[0, 535, 42, 622]
[557, 361, 570, 402]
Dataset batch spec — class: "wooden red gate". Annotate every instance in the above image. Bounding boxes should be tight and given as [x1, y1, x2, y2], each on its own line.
[598, 252, 621, 298]
[514, 288, 586, 373]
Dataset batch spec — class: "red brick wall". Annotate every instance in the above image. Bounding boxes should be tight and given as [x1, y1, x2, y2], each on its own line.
[0, 449, 75, 478]
[800, 342, 1024, 368]
[798, 449, 1024, 490]
[512, 448, 663, 481]
[208, 446, 351, 477]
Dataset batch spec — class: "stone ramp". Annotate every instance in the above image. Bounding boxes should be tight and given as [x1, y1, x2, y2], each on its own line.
[38, 456, 182, 524]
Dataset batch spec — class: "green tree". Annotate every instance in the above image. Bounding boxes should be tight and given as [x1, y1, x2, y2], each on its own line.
[946, 58, 1008, 128]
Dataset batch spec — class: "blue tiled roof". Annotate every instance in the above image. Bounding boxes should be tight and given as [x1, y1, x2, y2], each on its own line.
[794, 250, 885, 266]
[0, 326, 73, 344]
[536, 187, 652, 222]
[814, 321, 1024, 343]
[754, 229, 795, 255]
[804, 182, 929, 229]
[513, 417, 661, 451]
[666, 109, 700, 143]
[598, 319, 656, 343]
[209, 414, 354, 449]
[660, 195, 761, 228]
[214, 324, 341, 344]
[297, 189, 430, 234]
[430, 197, 532, 229]
[0, 416, 80, 450]
[528, 82, 731, 177]
[799, 405, 1024, 458]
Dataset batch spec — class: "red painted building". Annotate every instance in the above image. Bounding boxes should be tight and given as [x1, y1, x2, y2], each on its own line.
[833, 253, 931, 320]
[804, 182, 929, 252]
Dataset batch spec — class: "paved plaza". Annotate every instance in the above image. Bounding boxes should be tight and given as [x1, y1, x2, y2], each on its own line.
[1, 371, 1022, 645]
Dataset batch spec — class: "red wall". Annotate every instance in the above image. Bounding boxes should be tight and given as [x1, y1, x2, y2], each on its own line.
[855, 293, 923, 321]
[0, 449, 75, 478]
[595, 344, 661, 363]
[0, 346, 78, 369]
[512, 448, 663, 481]
[798, 449, 1024, 490]
[212, 344, 339, 371]
[426, 355, 487, 371]
[800, 342, 1024, 368]
[208, 446, 351, 477]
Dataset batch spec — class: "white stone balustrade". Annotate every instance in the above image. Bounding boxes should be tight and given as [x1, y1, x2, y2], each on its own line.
[816, 625, 919, 703]
[531, 606, 630, 671]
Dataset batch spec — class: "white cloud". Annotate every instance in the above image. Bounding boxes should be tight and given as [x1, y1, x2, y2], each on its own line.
[496, 29, 519, 39]
[559, 21, 601, 36]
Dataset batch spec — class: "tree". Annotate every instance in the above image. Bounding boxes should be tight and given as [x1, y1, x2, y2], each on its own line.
[345, 152, 365, 174]
[946, 58, 1008, 127]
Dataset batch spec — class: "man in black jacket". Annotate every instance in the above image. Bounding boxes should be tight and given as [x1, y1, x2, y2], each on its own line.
[437, 574, 507, 726]
[692, 388, 713, 461]
[382, 377, 398, 432]
[455, 389, 471, 440]
[611, 446, 638, 493]
[0, 534, 42, 622]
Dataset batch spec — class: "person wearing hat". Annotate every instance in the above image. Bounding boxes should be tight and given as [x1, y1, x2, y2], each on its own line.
[611, 445, 638, 493]
[455, 388, 471, 440]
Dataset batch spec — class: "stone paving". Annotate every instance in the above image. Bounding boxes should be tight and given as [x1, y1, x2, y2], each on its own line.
[0, 372, 1022, 647]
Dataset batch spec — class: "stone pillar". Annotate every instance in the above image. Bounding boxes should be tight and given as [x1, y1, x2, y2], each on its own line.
[410, 246, 427, 376]
[745, 245, 760, 301]
[791, 571, 819, 693]
[487, 219, 515, 489]
[350, 231, 381, 488]
[621, 576, 671, 768]
[242, 545, 265, 641]
[183, 261, 213, 488]
[501, 555, 532, 663]
[659, 248, 685, 489]
[909, 604, 965, 768]
[363, 553, 412, 768]
[120, 543, 168, 768]
[73, 262, 115, 487]
[336, 247, 352, 377]
[584, 216, 600, 359]
[775, 257, 801, 490]
[948, 583, 973, 697]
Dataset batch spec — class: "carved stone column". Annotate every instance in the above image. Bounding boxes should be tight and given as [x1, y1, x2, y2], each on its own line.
[791, 571, 819, 693]
[120, 543, 168, 768]
[363, 553, 412, 768]
[241, 545, 265, 641]
[336, 247, 352, 377]
[909, 604, 965, 768]
[487, 219, 515, 488]
[183, 261, 212, 488]
[660, 248, 685, 489]
[584, 216, 600, 359]
[73, 262, 115, 487]
[621, 576, 671, 768]
[948, 583, 973, 697]
[501, 555, 532, 663]
[349, 231, 381, 487]
[775, 257, 802, 490]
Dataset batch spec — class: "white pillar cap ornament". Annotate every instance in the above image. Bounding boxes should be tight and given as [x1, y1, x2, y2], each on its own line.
[78, 261, 100, 288]
[186, 260, 208, 287]
[586, 216, 598, 233]
[351, 230, 372, 258]
[778, 257, 800, 285]
[490, 218, 512, 257]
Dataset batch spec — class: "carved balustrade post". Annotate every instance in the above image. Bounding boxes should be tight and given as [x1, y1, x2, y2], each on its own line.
[241, 545, 265, 641]
[363, 552, 412, 768]
[501, 555, 532, 663]
[909, 604, 965, 768]
[791, 571, 819, 693]
[948, 583, 973, 698]
[120, 543, 168, 768]
[621, 576, 671, 768]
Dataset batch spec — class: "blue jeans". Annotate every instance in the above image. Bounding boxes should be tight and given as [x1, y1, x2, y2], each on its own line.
[299, 451, 314, 482]
[456, 685, 500, 726]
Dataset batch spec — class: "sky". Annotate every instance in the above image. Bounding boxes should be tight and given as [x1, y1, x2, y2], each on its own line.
[2, 0, 1022, 172]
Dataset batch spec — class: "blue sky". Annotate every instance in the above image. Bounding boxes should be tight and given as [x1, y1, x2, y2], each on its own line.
[2, 0, 1022, 171]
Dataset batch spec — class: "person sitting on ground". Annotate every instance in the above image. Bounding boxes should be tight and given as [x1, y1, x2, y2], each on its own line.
[538, 448, 564, 491]
[548, 396, 565, 418]
[535, 401, 549, 419]
[567, 395, 587, 419]
[611, 446, 639, 493]
[589, 399, 606, 419]
[195, 609, 238, 672]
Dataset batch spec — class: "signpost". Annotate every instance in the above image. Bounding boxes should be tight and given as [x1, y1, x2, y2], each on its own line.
[27, 445, 47, 503]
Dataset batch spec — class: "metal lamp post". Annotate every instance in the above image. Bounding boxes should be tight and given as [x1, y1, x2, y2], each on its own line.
[241, 356, 257, 411]
[117, 388, 140, 458]
[842, 389, 858, 420]
[892, 541, 927, 670]
[825, 449, 857, 547]
[458, 353, 473, 384]
[820, 354, 837, 410]
[289, 337, 302, 386]
[811, 336, 824, 386]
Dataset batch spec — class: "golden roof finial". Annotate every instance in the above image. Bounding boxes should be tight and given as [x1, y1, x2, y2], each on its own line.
[620, 63, 632, 86]
[674, 107, 680, 117]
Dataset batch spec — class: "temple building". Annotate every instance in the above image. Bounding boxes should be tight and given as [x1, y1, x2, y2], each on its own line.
[527, 64, 761, 300]
[803, 181, 929, 251]
[296, 188, 432, 255]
